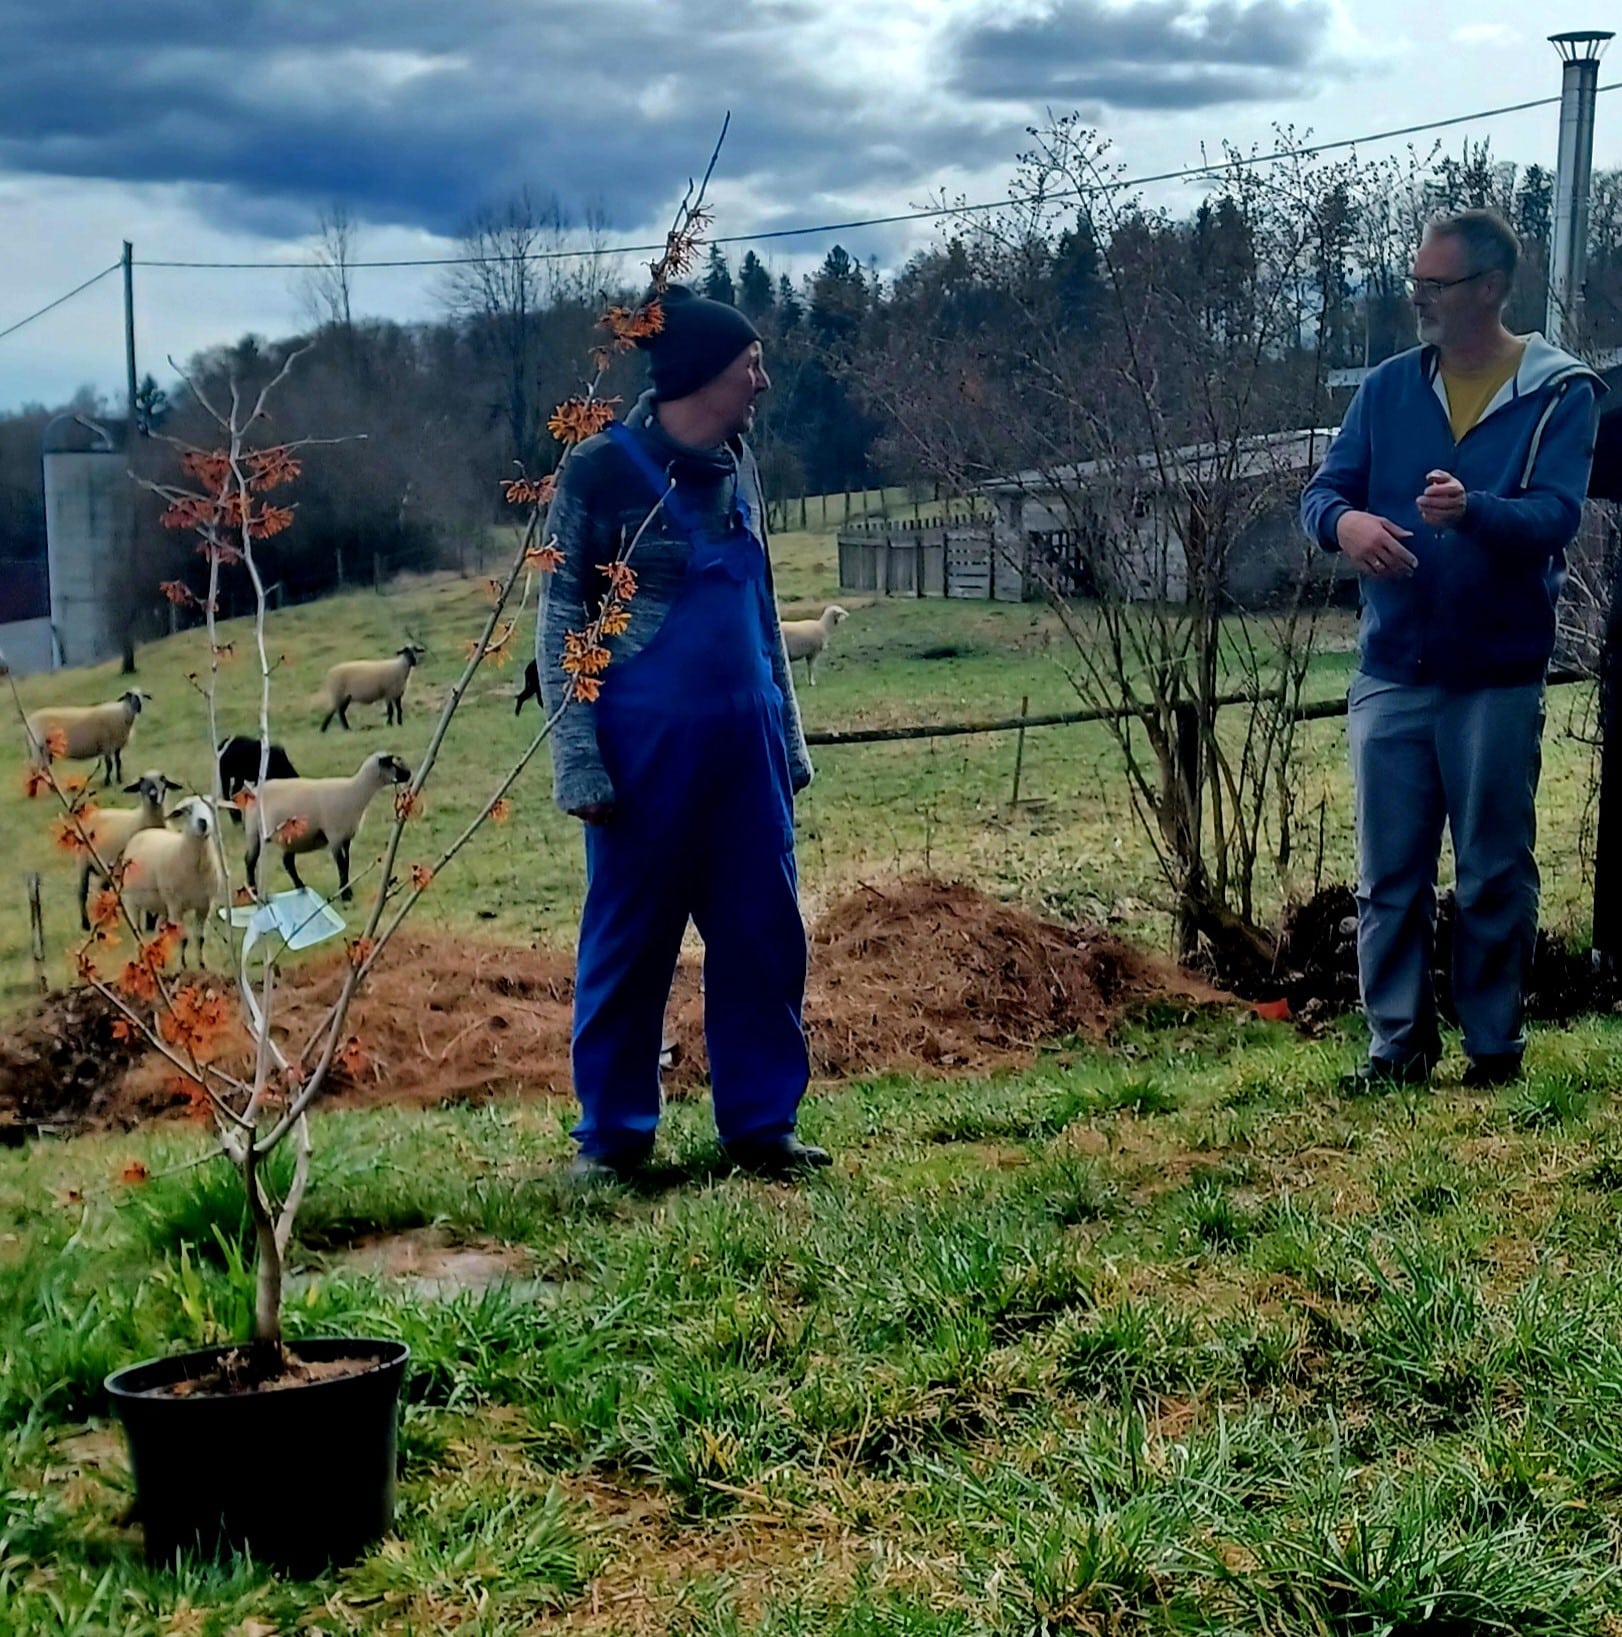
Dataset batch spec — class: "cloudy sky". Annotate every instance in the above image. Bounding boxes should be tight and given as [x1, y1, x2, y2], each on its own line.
[2, 0, 1618, 412]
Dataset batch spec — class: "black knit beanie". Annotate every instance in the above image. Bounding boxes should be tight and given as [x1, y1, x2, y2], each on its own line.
[636, 285, 760, 401]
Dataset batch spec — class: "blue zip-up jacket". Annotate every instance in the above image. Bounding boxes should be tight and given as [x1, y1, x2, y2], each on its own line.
[1300, 333, 1602, 688]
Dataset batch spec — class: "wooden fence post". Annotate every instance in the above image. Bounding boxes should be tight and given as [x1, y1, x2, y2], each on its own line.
[27, 873, 47, 995]
[1010, 695, 1030, 808]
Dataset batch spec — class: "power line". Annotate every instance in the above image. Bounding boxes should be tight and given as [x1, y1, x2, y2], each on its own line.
[0, 261, 122, 342]
[134, 83, 1621, 273]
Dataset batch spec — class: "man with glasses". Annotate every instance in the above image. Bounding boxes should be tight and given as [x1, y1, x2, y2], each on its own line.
[1302, 208, 1603, 1089]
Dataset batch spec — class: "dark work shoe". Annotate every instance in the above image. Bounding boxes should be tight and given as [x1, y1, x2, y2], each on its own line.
[1338, 1054, 1435, 1095]
[1462, 1054, 1524, 1089]
[569, 1149, 649, 1185]
[723, 1134, 832, 1178]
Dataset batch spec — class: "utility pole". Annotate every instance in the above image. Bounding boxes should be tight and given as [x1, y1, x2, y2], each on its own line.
[120, 241, 140, 674]
[1546, 32, 1612, 347]
[123, 241, 139, 437]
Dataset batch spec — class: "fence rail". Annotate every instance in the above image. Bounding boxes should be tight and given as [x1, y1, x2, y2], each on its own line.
[803, 669, 1590, 749]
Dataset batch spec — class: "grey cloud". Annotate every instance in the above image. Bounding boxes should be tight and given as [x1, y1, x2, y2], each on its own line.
[952, 0, 1335, 109]
[0, 0, 1010, 241]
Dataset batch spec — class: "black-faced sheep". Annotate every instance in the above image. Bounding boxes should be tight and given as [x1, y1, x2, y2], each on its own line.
[320, 644, 425, 732]
[244, 750, 413, 902]
[25, 690, 150, 784]
[75, 768, 183, 930]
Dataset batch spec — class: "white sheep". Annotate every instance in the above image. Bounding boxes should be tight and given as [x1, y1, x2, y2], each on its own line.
[321, 644, 425, 732]
[780, 606, 849, 686]
[244, 750, 413, 902]
[75, 768, 184, 930]
[120, 796, 229, 966]
[25, 690, 150, 783]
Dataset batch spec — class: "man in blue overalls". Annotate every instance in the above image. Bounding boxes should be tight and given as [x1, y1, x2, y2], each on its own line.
[537, 285, 827, 1181]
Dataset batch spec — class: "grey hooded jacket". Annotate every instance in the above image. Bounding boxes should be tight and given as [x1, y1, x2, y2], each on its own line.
[535, 390, 814, 814]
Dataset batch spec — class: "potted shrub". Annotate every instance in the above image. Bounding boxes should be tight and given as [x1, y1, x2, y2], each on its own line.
[7, 181, 715, 1574]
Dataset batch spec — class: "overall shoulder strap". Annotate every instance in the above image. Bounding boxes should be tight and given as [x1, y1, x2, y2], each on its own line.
[605, 422, 702, 540]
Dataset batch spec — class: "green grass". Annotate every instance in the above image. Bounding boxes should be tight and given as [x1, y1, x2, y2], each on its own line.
[7, 1018, 1622, 1629]
[0, 510, 1602, 1015]
[3, 503, 1621, 1629]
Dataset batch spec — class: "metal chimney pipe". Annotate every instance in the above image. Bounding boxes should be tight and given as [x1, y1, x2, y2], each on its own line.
[1546, 31, 1612, 346]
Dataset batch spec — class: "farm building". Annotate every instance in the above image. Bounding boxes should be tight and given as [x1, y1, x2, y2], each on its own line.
[838, 430, 1356, 607]
[0, 415, 132, 677]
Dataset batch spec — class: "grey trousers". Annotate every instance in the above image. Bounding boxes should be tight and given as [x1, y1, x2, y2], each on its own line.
[1347, 673, 1544, 1066]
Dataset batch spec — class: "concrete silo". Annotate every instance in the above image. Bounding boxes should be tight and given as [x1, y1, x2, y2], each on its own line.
[42, 414, 130, 670]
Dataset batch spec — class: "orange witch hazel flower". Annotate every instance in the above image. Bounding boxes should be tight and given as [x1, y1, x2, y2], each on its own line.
[52, 815, 92, 854]
[525, 539, 564, 573]
[600, 301, 665, 345]
[504, 473, 556, 508]
[560, 631, 612, 678]
[548, 397, 620, 446]
[599, 561, 638, 601]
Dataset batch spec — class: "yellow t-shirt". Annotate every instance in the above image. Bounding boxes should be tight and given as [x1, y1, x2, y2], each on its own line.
[1440, 342, 1525, 442]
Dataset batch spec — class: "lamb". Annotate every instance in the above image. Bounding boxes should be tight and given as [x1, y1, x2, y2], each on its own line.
[25, 691, 149, 784]
[75, 768, 184, 930]
[120, 795, 229, 966]
[244, 750, 413, 902]
[779, 605, 849, 686]
[216, 734, 300, 799]
[321, 644, 425, 732]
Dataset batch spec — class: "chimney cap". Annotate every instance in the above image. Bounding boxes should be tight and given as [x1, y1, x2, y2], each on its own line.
[1549, 30, 1613, 61]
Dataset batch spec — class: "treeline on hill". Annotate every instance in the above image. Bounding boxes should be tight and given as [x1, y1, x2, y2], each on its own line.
[1, 140, 1618, 642]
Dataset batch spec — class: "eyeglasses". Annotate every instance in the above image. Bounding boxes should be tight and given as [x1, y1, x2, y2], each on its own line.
[1404, 270, 1489, 299]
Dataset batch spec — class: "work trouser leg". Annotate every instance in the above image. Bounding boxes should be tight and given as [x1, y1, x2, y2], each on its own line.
[1439, 683, 1544, 1064]
[1349, 674, 1447, 1068]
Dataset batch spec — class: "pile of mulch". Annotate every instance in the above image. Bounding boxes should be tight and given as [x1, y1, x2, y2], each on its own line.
[0, 878, 1221, 1139]
[1253, 884, 1615, 1027]
[0, 985, 155, 1144]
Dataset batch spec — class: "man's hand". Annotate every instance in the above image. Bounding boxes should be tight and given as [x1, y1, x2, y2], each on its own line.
[573, 802, 613, 826]
[1336, 510, 1418, 579]
[1416, 469, 1467, 527]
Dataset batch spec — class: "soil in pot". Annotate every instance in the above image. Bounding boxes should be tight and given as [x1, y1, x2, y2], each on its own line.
[106, 1336, 408, 1576]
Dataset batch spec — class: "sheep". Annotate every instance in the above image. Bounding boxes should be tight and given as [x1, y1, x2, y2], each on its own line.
[515, 658, 542, 716]
[779, 605, 849, 686]
[25, 691, 150, 784]
[75, 768, 183, 930]
[119, 795, 228, 966]
[321, 644, 425, 732]
[244, 750, 413, 903]
[216, 734, 300, 799]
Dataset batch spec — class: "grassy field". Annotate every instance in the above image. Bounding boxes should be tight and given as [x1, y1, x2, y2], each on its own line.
[0, 515, 1602, 1016]
[4, 512, 1622, 1632]
[10, 1015, 1622, 1631]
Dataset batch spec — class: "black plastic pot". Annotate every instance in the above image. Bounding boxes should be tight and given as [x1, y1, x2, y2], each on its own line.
[106, 1336, 408, 1575]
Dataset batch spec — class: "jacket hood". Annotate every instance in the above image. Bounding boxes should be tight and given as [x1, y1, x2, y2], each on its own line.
[622, 388, 743, 478]
[1422, 332, 1608, 399]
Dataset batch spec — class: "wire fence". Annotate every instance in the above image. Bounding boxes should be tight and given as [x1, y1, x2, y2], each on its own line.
[792, 670, 1602, 944]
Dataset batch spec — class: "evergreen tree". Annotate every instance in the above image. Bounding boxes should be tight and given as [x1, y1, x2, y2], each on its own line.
[738, 251, 775, 320]
[776, 273, 804, 332]
[702, 245, 736, 305]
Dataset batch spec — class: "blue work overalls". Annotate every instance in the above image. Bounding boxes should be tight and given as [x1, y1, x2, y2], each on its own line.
[571, 427, 810, 1161]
